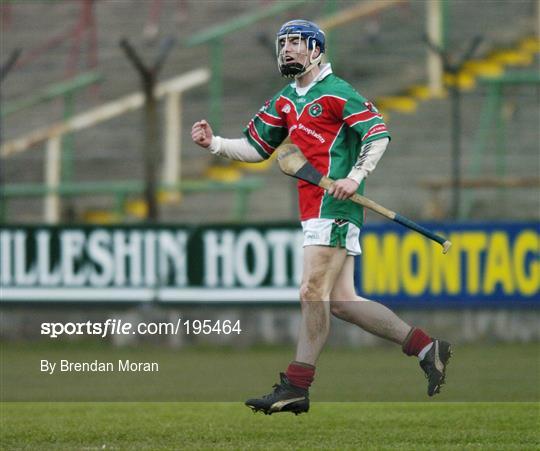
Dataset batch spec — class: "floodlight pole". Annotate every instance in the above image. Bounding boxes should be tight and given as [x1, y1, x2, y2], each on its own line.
[424, 35, 482, 219]
[120, 37, 175, 222]
[0, 48, 21, 83]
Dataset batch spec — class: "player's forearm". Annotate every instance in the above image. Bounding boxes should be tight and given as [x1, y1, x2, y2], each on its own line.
[209, 136, 265, 162]
[347, 137, 389, 184]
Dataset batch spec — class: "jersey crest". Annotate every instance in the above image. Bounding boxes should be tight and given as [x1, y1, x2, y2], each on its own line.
[363, 101, 379, 114]
[308, 103, 323, 117]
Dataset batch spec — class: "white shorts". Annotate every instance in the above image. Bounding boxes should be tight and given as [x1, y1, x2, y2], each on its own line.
[301, 218, 362, 256]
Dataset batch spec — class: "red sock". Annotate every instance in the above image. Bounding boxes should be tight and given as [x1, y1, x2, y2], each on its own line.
[285, 362, 315, 389]
[402, 328, 432, 356]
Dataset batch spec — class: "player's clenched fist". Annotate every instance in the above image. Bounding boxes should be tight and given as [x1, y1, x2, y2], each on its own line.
[191, 120, 213, 148]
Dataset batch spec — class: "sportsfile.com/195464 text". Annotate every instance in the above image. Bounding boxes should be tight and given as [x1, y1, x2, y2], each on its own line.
[40, 318, 242, 339]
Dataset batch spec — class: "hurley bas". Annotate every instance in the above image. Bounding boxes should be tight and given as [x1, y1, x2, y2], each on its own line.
[41, 359, 159, 374]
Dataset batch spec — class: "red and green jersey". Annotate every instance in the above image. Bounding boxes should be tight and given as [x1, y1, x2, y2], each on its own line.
[243, 65, 390, 228]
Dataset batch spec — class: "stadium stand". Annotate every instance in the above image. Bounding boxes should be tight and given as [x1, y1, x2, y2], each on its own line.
[1, 0, 538, 223]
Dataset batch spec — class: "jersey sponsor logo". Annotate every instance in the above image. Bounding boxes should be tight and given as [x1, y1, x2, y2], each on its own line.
[308, 103, 323, 117]
[297, 123, 326, 143]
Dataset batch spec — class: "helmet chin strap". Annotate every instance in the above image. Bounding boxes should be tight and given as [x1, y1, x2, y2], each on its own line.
[293, 57, 319, 80]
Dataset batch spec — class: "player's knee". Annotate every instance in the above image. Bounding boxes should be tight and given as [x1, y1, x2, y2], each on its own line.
[299, 280, 326, 303]
[330, 300, 348, 318]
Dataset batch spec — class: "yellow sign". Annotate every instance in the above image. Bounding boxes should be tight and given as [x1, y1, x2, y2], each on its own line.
[360, 227, 539, 300]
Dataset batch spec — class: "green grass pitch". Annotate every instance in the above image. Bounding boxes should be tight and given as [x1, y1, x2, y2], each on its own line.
[2, 342, 538, 402]
[1, 402, 538, 450]
[1, 342, 539, 449]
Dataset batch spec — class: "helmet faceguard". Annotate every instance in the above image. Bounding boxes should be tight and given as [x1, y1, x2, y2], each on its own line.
[276, 20, 326, 79]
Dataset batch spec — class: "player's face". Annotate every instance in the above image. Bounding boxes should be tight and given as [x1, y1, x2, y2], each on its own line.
[278, 35, 310, 67]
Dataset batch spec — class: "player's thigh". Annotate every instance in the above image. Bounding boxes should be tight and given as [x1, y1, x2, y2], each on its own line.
[329, 255, 357, 301]
[301, 245, 347, 301]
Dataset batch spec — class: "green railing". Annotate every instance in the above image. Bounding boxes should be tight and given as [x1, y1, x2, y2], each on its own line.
[2, 71, 103, 183]
[0, 178, 264, 223]
[460, 72, 540, 219]
[1, 69, 211, 223]
[1, 71, 102, 117]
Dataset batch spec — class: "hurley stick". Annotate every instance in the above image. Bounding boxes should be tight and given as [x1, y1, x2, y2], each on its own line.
[276, 141, 452, 254]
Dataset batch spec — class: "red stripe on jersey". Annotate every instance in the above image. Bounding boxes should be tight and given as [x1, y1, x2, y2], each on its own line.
[344, 109, 381, 126]
[362, 123, 388, 141]
[289, 96, 346, 221]
[298, 181, 326, 222]
[248, 121, 274, 154]
[256, 111, 284, 127]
